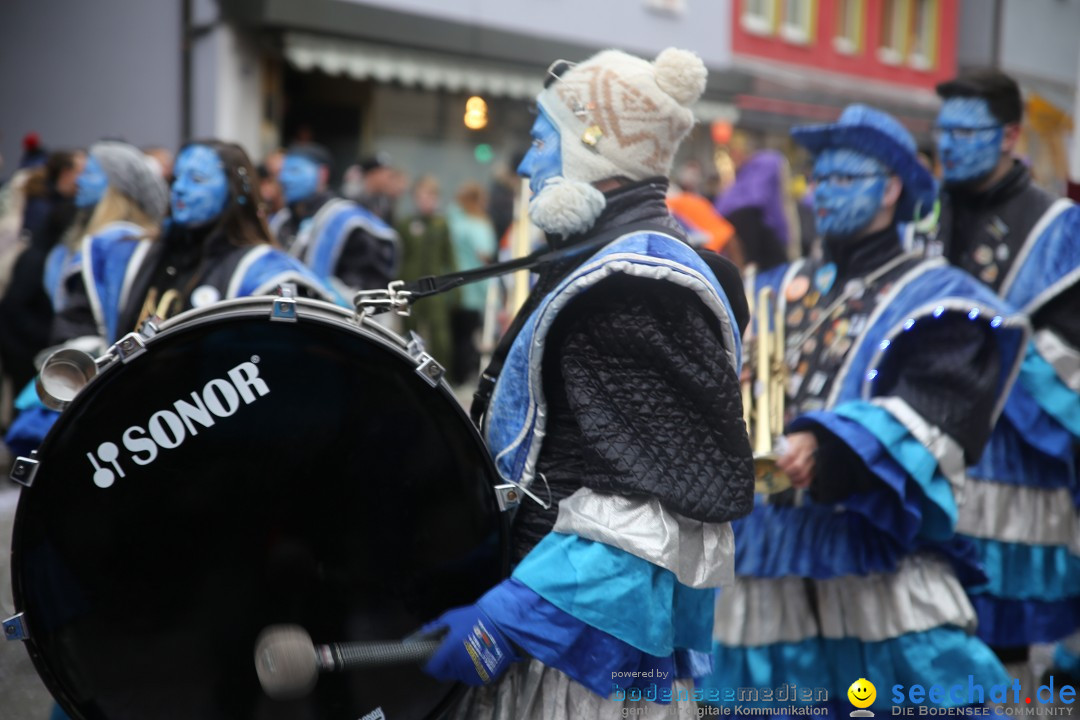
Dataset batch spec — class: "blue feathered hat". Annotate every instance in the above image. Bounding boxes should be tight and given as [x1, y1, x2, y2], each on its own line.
[791, 104, 936, 223]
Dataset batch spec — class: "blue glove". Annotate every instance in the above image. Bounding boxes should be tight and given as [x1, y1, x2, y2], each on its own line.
[420, 604, 520, 686]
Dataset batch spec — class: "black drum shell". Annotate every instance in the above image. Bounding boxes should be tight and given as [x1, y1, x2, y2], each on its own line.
[10, 299, 509, 720]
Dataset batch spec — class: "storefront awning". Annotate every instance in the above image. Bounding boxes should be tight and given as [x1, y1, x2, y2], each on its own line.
[284, 33, 544, 100]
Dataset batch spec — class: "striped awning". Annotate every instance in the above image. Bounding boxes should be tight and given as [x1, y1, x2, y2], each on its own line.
[284, 33, 544, 100]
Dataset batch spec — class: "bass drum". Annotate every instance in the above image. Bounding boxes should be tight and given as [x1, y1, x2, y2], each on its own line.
[10, 297, 509, 720]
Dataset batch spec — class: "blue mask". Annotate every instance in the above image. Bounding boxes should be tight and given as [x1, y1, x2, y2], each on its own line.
[935, 97, 1003, 185]
[279, 155, 321, 204]
[517, 109, 563, 195]
[171, 144, 229, 227]
[811, 149, 888, 239]
[75, 155, 108, 209]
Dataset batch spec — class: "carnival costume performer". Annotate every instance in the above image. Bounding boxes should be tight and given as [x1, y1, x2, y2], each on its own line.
[928, 71, 1080, 676]
[5, 140, 334, 457]
[5, 141, 168, 456]
[703, 105, 1028, 713]
[418, 48, 756, 720]
[270, 143, 400, 304]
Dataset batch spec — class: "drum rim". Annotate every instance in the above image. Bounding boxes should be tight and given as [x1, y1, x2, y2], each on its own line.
[11, 296, 510, 720]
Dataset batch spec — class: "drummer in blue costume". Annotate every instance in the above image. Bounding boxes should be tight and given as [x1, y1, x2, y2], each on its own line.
[44, 142, 134, 314]
[927, 70, 1080, 682]
[270, 143, 400, 304]
[703, 105, 1029, 714]
[418, 48, 756, 719]
[6, 140, 334, 457]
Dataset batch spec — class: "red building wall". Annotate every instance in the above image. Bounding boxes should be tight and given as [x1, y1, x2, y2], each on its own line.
[732, 0, 957, 90]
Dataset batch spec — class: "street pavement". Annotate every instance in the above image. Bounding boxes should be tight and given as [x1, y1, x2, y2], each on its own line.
[0, 481, 54, 720]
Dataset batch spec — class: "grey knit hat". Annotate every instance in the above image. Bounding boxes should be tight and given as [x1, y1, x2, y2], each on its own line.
[89, 141, 169, 222]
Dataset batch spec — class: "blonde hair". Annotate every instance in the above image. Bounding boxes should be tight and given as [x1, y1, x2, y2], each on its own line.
[86, 187, 159, 239]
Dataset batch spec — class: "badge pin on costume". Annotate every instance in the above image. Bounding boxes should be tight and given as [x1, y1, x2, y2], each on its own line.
[785, 275, 810, 303]
[814, 263, 837, 295]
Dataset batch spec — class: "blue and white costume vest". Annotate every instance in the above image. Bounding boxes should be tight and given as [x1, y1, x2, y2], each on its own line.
[81, 224, 334, 345]
[272, 198, 399, 305]
[4, 223, 334, 458]
[703, 257, 1028, 712]
[484, 230, 741, 492]
[43, 243, 83, 312]
[468, 230, 745, 702]
[943, 199, 1080, 648]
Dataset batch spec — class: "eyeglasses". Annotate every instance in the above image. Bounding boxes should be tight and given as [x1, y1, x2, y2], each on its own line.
[810, 173, 887, 187]
[932, 125, 1002, 141]
[544, 59, 576, 89]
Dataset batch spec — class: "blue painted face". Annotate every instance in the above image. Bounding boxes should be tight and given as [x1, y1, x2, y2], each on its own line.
[75, 155, 108, 208]
[279, 155, 321, 204]
[811, 149, 889, 239]
[170, 144, 229, 227]
[935, 97, 1004, 185]
[518, 109, 563, 196]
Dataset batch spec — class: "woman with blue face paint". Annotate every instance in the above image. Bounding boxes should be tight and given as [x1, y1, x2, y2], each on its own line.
[5, 141, 336, 473]
[417, 47, 756, 720]
[268, 143, 400, 302]
[702, 105, 1028, 714]
[929, 71, 1080, 689]
[49, 140, 336, 345]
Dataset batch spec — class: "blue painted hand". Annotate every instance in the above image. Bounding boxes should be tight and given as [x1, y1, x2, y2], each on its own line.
[171, 144, 229, 227]
[420, 605, 520, 686]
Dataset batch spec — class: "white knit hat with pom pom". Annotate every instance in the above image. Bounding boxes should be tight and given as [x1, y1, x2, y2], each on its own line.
[537, 47, 707, 185]
[528, 47, 706, 236]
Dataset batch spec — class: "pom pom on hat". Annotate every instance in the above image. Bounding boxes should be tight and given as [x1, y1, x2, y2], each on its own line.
[654, 48, 707, 107]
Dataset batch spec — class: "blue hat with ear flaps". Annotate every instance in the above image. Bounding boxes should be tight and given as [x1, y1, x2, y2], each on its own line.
[791, 104, 936, 223]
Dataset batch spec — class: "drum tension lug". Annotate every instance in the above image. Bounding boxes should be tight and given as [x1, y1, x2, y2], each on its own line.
[3, 613, 28, 641]
[10, 451, 39, 488]
[271, 283, 298, 323]
[415, 353, 444, 387]
[494, 484, 522, 511]
[114, 332, 147, 363]
[139, 316, 161, 339]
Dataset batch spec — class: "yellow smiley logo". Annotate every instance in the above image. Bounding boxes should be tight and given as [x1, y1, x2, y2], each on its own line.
[848, 678, 876, 709]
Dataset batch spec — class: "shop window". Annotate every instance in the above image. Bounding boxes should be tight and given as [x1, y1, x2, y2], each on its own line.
[779, 0, 815, 44]
[908, 0, 938, 70]
[742, 0, 777, 36]
[878, 0, 908, 65]
[833, 0, 863, 54]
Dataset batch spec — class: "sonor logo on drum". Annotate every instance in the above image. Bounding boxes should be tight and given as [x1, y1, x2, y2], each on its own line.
[85, 358, 270, 488]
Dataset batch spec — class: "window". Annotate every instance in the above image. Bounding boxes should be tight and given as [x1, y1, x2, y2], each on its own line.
[742, 0, 777, 36]
[878, 0, 908, 65]
[779, 0, 815, 44]
[908, 0, 938, 69]
[833, 0, 863, 54]
[645, 0, 686, 15]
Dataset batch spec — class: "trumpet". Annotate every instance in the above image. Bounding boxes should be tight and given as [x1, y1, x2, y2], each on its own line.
[744, 281, 791, 495]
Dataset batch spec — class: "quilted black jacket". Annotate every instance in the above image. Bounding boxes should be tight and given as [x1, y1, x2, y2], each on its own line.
[510, 181, 755, 561]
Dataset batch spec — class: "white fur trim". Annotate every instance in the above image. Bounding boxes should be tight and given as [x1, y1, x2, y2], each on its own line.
[528, 176, 607, 237]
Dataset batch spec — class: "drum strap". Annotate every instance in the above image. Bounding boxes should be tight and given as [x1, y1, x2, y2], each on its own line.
[457, 221, 675, 428]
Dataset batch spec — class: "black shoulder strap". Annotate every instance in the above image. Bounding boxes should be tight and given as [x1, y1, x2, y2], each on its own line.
[465, 221, 675, 427]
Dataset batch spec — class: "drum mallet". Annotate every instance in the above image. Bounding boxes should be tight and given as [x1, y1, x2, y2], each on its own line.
[254, 624, 442, 700]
